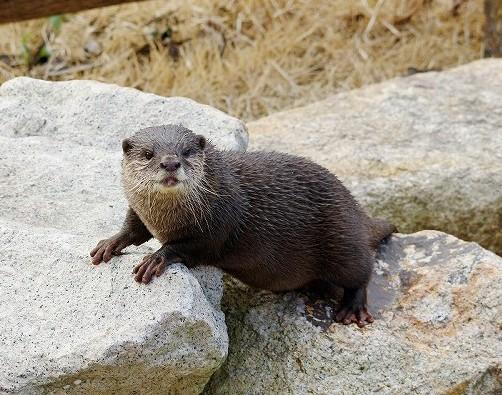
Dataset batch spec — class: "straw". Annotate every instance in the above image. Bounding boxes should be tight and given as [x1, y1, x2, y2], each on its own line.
[0, 0, 484, 121]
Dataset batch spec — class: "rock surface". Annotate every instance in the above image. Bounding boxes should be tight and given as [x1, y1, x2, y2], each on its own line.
[206, 231, 502, 394]
[248, 59, 502, 255]
[0, 78, 248, 394]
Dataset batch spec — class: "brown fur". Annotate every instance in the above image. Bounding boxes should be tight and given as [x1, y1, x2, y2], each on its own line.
[91, 125, 396, 327]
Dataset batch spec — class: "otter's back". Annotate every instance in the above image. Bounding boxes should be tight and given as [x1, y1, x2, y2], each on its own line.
[217, 150, 371, 290]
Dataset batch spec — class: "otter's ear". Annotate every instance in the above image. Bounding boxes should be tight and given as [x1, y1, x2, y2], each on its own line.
[196, 135, 206, 150]
[122, 138, 132, 154]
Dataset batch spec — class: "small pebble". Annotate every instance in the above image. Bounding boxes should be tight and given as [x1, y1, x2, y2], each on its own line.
[84, 40, 102, 56]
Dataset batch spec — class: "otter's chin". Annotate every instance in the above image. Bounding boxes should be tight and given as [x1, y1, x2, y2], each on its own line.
[154, 177, 185, 193]
[162, 176, 179, 187]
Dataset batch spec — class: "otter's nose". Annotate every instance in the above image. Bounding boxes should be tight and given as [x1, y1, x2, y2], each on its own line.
[160, 159, 181, 172]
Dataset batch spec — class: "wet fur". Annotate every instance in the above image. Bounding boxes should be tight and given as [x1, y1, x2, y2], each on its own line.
[95, 125, 396, 325]
[122, 125, 395, 290]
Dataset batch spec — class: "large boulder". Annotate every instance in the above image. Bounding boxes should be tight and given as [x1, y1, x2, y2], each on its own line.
[248, 59, 502, 255]
[0, 78, 248, 394]
[206, 231, 502, 394]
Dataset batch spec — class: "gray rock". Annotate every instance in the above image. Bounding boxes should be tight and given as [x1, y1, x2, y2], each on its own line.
[0, 77, 248, 152]
[206, 231, 502, 394]
[0, 78, 248, 394]
[0, 77, 247, 236]
[248, 59, 502, 255]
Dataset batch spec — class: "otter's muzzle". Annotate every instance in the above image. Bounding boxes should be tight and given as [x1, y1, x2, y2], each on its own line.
[160, 158, 181, 172]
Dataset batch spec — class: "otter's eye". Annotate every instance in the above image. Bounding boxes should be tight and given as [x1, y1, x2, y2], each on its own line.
[144, 151, 153, 160]
[182, 148, 193, 157]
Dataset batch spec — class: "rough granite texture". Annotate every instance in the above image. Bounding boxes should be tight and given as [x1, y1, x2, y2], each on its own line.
[248, 59, 502, 255]
[0, 78, 248, 394]
[205, 231, 502, 394]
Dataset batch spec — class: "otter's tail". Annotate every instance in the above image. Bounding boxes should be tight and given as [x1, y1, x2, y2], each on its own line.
[369, 217, 397, 249]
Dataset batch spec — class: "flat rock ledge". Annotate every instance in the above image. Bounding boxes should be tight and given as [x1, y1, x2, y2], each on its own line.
[0, 78, 248, 394]
[249, 59, 502, 255]
[206, 231, 502, 395]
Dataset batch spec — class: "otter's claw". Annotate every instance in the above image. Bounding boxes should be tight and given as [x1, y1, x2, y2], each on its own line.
[133, 253, 168, 284]
[335, 307, 374, 328]
[90, 235, 130, 265]
[334, 287, 374, 327]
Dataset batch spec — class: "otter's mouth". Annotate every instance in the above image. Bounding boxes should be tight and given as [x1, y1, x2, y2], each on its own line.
[161, 175, 179, 187]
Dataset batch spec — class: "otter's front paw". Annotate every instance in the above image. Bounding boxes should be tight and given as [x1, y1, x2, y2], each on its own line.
[133, 252, 170, 284]
[90, 234, 131, 265]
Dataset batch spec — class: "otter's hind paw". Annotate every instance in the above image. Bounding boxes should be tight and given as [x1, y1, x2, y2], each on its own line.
[335, 307, 374, 328]
[335, 287, 374, 328]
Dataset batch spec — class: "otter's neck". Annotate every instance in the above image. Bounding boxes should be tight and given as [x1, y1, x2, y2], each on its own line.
[123, 175, 220, 245]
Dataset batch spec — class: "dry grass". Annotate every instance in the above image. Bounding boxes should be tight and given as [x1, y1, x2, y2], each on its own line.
[0, 0, 484, 121]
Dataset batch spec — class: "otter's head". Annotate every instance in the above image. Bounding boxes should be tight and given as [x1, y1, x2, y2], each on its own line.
[121, 125, 207, 196]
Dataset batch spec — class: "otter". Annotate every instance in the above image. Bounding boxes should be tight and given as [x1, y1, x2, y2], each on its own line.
[90, 125, 396, 327]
